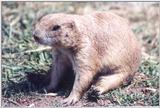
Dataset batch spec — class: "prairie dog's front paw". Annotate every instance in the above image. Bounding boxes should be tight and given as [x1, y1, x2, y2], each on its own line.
[62, 95, 80, 106]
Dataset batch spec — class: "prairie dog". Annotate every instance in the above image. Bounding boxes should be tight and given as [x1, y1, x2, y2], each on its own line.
[33, 12, 141, 105]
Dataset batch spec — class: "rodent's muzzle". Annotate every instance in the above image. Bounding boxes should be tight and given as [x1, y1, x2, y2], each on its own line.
[32, 30, 54, 46]
[33, 30, 41, 42]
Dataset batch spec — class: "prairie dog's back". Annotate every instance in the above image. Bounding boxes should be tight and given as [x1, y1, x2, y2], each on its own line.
[76, 12, 141, 72]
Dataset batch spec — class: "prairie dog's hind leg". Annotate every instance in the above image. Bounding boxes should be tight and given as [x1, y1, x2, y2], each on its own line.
[47, 51, 71, 92]
[93, 67, 133, 95]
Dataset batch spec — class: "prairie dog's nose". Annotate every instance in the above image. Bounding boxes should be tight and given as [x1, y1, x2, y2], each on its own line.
[32, 30, 38, 37]
[33, 30, 40, 41]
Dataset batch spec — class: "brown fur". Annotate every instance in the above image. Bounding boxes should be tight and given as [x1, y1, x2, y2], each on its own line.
[33, 11, 141, 105]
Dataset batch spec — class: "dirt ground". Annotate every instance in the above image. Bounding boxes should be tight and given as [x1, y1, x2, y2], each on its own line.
[1, 2, 159, 107]
[2, 72, 156, 107]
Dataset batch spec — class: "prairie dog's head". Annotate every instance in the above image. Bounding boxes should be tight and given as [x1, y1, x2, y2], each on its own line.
[33, 13, 78, 47]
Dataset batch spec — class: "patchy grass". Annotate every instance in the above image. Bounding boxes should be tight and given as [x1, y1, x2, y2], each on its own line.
[1, 2, 159, 107]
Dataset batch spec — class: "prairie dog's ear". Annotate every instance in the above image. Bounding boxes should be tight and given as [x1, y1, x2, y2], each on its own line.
[62, 21, 76, 29]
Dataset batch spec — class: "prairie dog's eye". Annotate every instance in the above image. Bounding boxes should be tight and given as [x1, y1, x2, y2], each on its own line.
[52, 25, 60, 31]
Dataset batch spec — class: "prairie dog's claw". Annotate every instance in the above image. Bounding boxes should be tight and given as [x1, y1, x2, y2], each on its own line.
[62, 95, 79, 106]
